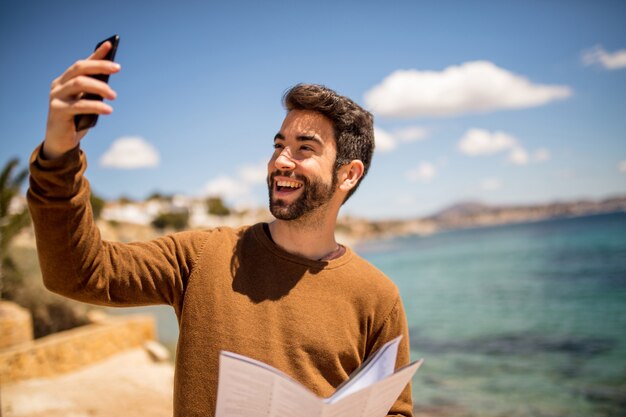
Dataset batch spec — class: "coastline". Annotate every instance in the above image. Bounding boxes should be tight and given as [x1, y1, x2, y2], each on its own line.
[339, 195, 626, 244]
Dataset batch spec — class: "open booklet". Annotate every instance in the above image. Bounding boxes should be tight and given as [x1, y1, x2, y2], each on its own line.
[215, 336, 423, 417]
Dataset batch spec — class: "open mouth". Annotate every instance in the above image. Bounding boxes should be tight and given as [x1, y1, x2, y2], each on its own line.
[274, 179, 304, 197]
[275, 180, 303, 192]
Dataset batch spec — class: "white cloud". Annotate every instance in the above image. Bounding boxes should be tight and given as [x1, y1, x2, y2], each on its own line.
[364, 61, 572, 118]
[100, 136, 160, 169]
[394, 126, 429, 142]
[510, 147, 551, 165]
[619, 159, 626, 173]
[583, 45, 626, 70]
[458, 128, 518, 155]
[481, 178, 503, 191]
[203, 161, 268, 204]
[458, 129, 550, 167]
[374, 127, 397, 152]
[374, 125, 429, 153]
[508, 147, 529, 165]
[204, 175, 249, 200]
[406, 162, 436, 182]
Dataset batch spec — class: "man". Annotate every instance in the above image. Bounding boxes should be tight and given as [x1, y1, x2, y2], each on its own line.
[28, 41, 413, 416]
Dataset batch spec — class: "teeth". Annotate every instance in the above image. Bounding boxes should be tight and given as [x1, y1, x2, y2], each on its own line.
[276, 180, 302, 189]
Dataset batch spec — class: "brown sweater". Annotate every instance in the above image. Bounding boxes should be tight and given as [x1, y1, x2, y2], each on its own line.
[27, 144, 414, 417]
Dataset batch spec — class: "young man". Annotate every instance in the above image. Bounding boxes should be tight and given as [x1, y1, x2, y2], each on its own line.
[28, 41, 414, 416]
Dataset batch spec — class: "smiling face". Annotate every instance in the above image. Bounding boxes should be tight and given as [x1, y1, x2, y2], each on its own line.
[267, 110, 339, 221]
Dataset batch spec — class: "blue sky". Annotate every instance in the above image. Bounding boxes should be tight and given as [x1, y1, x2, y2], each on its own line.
[1, 0, 625, 219]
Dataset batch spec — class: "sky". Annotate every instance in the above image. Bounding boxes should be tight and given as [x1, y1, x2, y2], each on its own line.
[1, 0, 625, 219]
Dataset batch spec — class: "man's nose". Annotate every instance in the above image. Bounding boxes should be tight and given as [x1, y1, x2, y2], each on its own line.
[274, 150, 296, 170]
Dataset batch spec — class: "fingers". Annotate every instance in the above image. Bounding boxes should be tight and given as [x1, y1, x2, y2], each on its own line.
[52, 51, 121, 113]
[88, 40, 112, 60]
[50, 74, 116, 118]
[57, 59, 120, 86]
[69, 98, 113, 116]
[54, 75, 117, 101]
[50, 95, 113, 117]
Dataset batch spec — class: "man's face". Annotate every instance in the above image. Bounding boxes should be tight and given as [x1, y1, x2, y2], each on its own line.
[267, 110, 338, 221]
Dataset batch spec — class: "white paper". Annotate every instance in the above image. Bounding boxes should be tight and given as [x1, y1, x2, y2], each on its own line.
[215, 352, 321, 417]
[215, 336, 422, 417]
[327, 336, 401, 403]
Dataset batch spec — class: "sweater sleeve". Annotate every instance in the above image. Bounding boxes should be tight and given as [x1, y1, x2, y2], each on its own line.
[27, 144, 206, 316]
[369, 295, 414, 417]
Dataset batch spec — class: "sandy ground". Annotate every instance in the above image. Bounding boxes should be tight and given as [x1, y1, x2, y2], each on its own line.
[1, 347, 451, 417]
[1, 348, 174, 417]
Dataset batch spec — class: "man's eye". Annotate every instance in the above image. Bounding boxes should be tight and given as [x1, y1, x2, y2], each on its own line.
[273, 143, 283, 150]
[300, 145, 313, 152]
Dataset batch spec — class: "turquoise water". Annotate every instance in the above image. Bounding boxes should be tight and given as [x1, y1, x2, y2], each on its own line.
[356, 212, 626, 417]
[109, 212, 626, 416]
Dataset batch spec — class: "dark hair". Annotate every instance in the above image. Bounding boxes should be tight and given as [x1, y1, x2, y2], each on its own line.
[282, 84, 375, 202]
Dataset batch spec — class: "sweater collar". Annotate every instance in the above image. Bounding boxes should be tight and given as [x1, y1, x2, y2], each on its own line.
[253, 223, 352, 269]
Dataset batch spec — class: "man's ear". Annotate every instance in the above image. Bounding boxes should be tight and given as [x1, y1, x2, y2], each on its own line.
[338, 160, 365, 193]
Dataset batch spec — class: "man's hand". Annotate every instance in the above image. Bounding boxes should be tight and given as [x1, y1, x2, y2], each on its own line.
[42, 41, 120, 160]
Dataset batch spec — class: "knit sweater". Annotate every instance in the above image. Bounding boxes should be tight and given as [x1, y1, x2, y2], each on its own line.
[27, 144, 414, 417]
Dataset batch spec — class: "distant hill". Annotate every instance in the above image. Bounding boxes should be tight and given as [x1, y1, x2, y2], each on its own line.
[431, 201, 491, 220]
[426, 195, 626, 231]
[338, 195, 626, 241]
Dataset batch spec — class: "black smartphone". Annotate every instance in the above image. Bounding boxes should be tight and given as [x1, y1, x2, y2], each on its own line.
[74, 34, 120, 131]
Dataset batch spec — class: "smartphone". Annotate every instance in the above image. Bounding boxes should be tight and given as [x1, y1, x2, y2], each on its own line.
[74, 35, 120, 131]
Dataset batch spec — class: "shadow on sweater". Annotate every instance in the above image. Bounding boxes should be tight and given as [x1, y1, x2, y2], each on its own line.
[230, 226, 324, 303]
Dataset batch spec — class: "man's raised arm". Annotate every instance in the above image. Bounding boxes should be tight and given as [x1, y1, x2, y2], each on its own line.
[27, 42, 204, 312]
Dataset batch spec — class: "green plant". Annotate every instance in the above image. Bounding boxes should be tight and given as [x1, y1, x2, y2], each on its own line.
[90, 191, 106, 220]
[117, 196, 134, 205]
[207, 196, 231, 216]
[151, 211, 190, 231]
[0, 158, 31, 299]
[145, 191, 173, 202]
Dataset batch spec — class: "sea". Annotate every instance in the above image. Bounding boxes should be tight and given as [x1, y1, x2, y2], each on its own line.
[356, 211, 626, 417]
[110, 212, 626, 416]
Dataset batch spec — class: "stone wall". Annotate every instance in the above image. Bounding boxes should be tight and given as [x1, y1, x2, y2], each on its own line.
[0, 313, 156, 384]
[0, 302, 33, 350]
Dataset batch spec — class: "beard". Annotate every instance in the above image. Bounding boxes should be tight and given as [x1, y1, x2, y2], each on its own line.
[267, 170, 337, 221]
